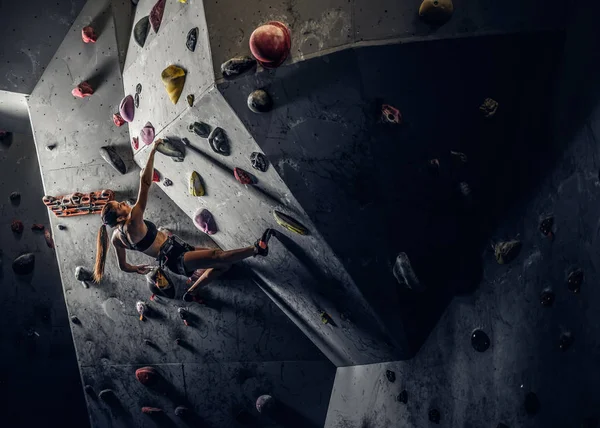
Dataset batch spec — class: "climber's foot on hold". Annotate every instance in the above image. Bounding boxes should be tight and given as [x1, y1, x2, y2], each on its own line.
[183, 291, 204, 304]
[255, 228, 276, 257]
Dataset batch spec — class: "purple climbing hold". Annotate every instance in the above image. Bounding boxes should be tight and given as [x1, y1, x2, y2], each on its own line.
[149, 0, 166, 33]
[119, 95, 135, 123]
[141, 122, 155, 145]
[13, 253, 35, 275]
[256, 395, 276, 414]
[193, 208, 217, 235]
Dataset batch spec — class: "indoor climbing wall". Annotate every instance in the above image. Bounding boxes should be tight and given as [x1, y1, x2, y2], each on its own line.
[0, 131, 89, 427]
[27, 0, 334, 426]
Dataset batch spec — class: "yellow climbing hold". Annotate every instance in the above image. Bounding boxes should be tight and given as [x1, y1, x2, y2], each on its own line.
[419, 0, 454, 24]
[161, 65, 186, 104]
[179, 0, 187, 2]
[189, 171, 205, 196]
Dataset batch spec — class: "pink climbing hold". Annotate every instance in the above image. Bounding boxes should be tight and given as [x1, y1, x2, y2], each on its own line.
[72, 82, 94, 98]
[82, 26, 97, 43]
[113, 113, 126, 127]
[152, 170, 160, 182]
[193, 208, 217, 235]
[149, 0, 166, 33]
[140, 122, 155, 145]
[141, 407, 163, 414]
[132, 137, 139, 151]
[234, 167, 253, 185]
[119, 95, 135, 123]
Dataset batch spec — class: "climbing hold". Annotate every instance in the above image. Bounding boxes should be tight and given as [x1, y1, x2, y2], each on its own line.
[84, 385, 95, 397]
[75, 266, 94, 282]
[82, 26, 97, 43]
[247, 89, 273, 113]
[186, 27, 198, 52]
[72, 82, 94, 98]
[493, 240, 521, 264]
[161, 65, 186, 104]
[250, 152, 268, 172]
[98, 389, 115, 401]
[540, 289, 555, 307]
[208, 127, 230, 155]
[429, 158, 440, 171]
[135, 366, 158, 386]
[450, 150, 468, 164]
[132, 92, 139, 109]
[46, 144, 56, 151]
[428, 408, 441, 424]
[273, 210, 309, 235]
[58, 224, 67, 230]
[386, 370, 396, 382]
[175, 338, 182, 346]
[119, 95, 135, 123]
[524, 392, 540, 415]
[193, 208, 217, 235]
[11, 220, 24, 234]
[112, 113, 125, 127]
[459, 182, 472, 198]
[249, 21, 291, 68]
[320, 311, 332, 324]
[146, 267, 175, 299]
[187, 94, 194, 107]
[134, 16, 150, 47]
[471, 329, 490, 352]
[174, 406, 189, 416]
[189, 171, 205, 196]
[256, 395, 275, 414]
[397, 390, 408, 404]
[156, 138, 185, 161]
[234, 167, 253, 185]
[539, 216, 554, 239]
[381, 104, 401, 124]
[567, 269, 583, 293]
[178, 308, 190, 326]
[12, 253, 35, 275]
[141, 122, 155, 145]
[163, 178, 173, 187]
[221, 56, 257, 79]
[136, 83, 142, 94]
[419, 0, 454, 25]
[152, 170, 160, 182]
[480, 98, 499, 118]
[99, 146, 127, 175]
[71, 316, 80, 324]
[136, 301, 147, 321]
[559, 332, 573, 351]
[44, 229, 54, 249]
[149, 0, 165, 32]
[393, 252, 424, 291]
[189, 121, 211, 138]
[31, 224, 45, 231]
[142, 407, 163, 414]
[10, 192, 21, 203]
[132, 137, 139, 151]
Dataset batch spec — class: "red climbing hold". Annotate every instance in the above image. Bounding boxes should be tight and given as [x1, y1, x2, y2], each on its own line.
[11, 220, 24, 234]
[142, 407, 163, 414]
[113, 113, 126, 127]
[82, 26, 97, 43]
[249, 22, 291, 68]
[135, 366, 158, 386]
[382, 104, 401, 124]
[152, 170, 160, 182]
[132, 137, 139, 151]
[234, 167, 253, 185]
[149, 0, 166, 33]
[72, 82, 94, 98]
[31, 223, 45, 231]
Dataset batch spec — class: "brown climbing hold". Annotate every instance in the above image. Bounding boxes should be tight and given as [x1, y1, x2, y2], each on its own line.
[12, 253, 35, 275]
[135, 366, 158, 386]
[161, 65, 186, 104]
[247, 89, 273, 113]
[419, 0, 454, 25]
[234, 167, 253, 185]
[112, 113, 125, 127]
[11, 220, 24, 234]
[187, 94, 194, 107]
[72, 82, 94, 98]
[149, 0, 165, 33]
[493, 239, 521, 264]
[44, 229, 55, 249]
[381, 104, 401, 124]
[31, 223, 45, 231]
[249, 21, 291, 68]
[221, 56, 257, 79]
[480, 98, 499, 117]
[82, 26, 97, 43]
[142, 406, 163, 414]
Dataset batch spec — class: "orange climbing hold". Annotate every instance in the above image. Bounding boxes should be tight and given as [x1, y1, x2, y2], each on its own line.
[249, 22, 291, 68]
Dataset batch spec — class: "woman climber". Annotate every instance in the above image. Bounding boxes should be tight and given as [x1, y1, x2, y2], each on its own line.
[93, 139, 274, 302]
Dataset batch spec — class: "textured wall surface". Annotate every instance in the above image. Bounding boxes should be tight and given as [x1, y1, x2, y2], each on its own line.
[0, 90, 31, 134]
[0, 0, 88, 94]
[0, 132, 89, 427]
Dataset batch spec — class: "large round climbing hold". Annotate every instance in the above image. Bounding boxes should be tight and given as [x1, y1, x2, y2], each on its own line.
[419, 0, 454, 25]
[135, 366, 158, 386]
[256, 395, 276, 414]
[119, 95, 135, 123]
[471, 329, 490, 352]
[249, 21, 291, 68]
[247, 89, 273, 113]
[13, 253, 35, 275]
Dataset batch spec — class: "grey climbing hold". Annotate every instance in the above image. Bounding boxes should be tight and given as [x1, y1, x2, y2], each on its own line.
[99, 389, 115, 401]
[75, 266, 94, 282]
[134, 16, 150, 48]
[163, 178, 173, 187]
[46, 144, 57, 151]
[540, 289, 554, 307]
[493, 240, 521, 264]
[250, 152, 268, 172]
[392, 253, 424, 291]
[99, 146, 127, 175]
[71, 316, 81, 324]
[471, 329, 490, 352]
[187, 94, 194, 107]
[186, 27, 198, 52]
[256, 395, 276, 414]
[58, 224, 67, 230]
[12, 253, 35, 275]
[9, 192, 20, 203]
[397, 390, 408, 404]
[175, 406, 189, 417]
[247, 89, 273, 113]
[134, 93, 140, 108]
[156, 138, 185, 161]
[386, 370, 396, 382]
[136, 83, 142, 94]
[208, 127, 230, 156]
[221, 56, 257, 79]
[568, 269, 583, 293]
[188, 121, 210, 138]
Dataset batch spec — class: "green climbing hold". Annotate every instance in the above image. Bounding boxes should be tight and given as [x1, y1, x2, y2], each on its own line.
[273, 211, 308, 235]
[493, 239, 521, 264]
[156, 138, 185, 161]
[189, 171, 205, 196]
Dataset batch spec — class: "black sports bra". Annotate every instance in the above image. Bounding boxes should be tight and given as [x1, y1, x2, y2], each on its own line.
[119, 220, 158, 252]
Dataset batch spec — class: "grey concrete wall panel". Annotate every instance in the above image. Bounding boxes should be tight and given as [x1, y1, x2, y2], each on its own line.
[134, 85, 403, 366]
[0, 0, 88, 94]
[123, 1, 213, 153]
[0, 90, 31, 134]
[0, 132, 89, 426]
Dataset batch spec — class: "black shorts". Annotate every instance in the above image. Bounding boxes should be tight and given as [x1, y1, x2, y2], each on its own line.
[157, 236, 194, 276]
